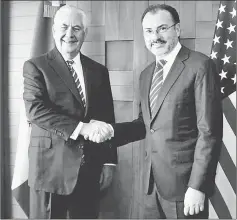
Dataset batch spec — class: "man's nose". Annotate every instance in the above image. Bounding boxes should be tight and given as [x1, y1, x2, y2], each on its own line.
[150, 31, 160, 41]
[65, 27, 73, 38]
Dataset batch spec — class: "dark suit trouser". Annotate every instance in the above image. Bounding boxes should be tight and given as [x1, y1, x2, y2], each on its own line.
[144, 173, 209, 219]
[30, 162, 102, 219]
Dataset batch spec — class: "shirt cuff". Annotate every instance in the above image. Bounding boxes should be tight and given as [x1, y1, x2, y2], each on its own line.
[108, 124, 114, 137]
[70, 122, 84, 140]
[104, 163, 116, 166]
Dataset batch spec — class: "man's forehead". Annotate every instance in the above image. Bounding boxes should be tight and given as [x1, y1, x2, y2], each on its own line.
[54, 9, 83, 25]
[142, 10, 173, 27]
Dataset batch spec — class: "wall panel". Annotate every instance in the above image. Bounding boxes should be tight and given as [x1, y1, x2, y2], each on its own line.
[118, 1, 134, 40]
[91, 1, 105, 26]
[6, 1, 40, 218]
[77, 1, 92, 12]
[86, 26, 105, 42]
[105, 1, 119, 41]
[106, 41, 133, 71]
[179, 1, 196, 38]
[196, 1, 213, 21]
[9, 16, 36, 31]
[109, 71, 133, 86]
[8, 1, 39, 17]
[195, 38, 213, 55]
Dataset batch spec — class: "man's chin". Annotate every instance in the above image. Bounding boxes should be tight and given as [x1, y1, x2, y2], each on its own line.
[62, 46, 78, 54]
[151, 48, 166, 57]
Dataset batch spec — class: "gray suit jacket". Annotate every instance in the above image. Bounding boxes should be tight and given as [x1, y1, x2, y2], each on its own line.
[112, 46, 223, 201]
[23, 47, 117, 195]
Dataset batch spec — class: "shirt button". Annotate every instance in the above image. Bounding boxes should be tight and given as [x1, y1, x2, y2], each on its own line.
[150, 129, 155, 133]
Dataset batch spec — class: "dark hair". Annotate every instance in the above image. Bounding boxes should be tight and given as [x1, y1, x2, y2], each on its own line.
[141, 4, 180, 24]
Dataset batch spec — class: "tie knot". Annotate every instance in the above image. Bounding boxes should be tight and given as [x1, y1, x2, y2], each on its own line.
[157, 59, 167, 68]
[66, 60, 74, 67]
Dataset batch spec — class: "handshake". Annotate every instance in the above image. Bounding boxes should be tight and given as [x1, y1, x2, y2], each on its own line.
[80, 119, 114, 143]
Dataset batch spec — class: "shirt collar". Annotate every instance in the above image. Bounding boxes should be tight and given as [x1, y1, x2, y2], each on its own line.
[62, 52, 81, 66]
[156, 42, 182, 65]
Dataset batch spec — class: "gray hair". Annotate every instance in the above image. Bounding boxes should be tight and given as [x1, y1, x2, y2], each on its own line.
[53, 5, 88, 31]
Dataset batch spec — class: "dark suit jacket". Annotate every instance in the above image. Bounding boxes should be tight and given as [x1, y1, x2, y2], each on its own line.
[112, 46, 223, 201]
[23, 47, 117, 195]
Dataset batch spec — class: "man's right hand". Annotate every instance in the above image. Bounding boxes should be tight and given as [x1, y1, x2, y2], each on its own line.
[80, 120, 113, 143]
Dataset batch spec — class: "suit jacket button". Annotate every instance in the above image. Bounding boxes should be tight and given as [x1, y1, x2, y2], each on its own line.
[150, 129, 155, 133]
[79, 144, 84, 149]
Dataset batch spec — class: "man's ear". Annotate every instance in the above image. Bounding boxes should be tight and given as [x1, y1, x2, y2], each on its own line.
[84, 27, 88, 37]
[52, 25, 55, 38]
[83, 27, 88, 41]
[175, 23, 181, 37]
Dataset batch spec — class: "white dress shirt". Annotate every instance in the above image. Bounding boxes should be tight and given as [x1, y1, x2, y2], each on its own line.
[156, 42, 182, 82]
[62, 53, 86, 140]
[62, 53, 115, 166]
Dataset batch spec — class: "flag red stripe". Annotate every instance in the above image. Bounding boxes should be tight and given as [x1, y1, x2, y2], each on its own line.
[12, 180, 29, 217]
[210, 185, 232, 219]
[222, 97, 236, 135]
[219, 142, 236, 193]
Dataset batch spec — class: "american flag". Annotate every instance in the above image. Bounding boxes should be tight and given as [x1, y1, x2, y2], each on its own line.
[209, 0, 236, 219]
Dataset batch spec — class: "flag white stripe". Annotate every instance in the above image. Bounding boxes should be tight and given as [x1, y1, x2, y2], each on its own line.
[229, 91, 236, 108]
[11, 102, 30, 190]
[215, 163, 236, 219]
[223, 114, 236, 165]
[208, 199, 219, 219]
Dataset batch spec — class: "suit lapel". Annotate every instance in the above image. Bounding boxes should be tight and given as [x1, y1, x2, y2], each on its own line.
[47, 48, 85, 108]
[150, 46, 189, 123]
[141, 61, 156, 123]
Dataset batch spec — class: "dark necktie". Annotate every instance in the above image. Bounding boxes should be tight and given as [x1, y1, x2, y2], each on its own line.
[149, 59, 167, 118]
[66, 60, 86, 108]
[66, 60, 85, 166]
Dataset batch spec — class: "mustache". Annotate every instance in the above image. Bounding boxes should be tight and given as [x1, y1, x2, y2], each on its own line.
[151, 39, 166, 44]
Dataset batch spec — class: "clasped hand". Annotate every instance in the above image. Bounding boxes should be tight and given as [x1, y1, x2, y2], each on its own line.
[80, 120, 113, 143]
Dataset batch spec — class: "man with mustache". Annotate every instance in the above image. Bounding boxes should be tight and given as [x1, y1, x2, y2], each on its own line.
[92, 4, 223, 219]
[23, 5, 117, 219]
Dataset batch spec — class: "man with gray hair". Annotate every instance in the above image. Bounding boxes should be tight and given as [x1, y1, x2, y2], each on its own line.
[23, 5, 117, 219]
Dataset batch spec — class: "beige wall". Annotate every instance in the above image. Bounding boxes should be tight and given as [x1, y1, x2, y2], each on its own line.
[5, 0, 220, 218]
[6, 1, 40, 217]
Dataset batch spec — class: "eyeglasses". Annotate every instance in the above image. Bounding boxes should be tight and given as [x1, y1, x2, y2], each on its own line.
[144, 23, 177, 35]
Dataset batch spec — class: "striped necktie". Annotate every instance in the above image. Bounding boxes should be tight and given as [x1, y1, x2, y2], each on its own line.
[66, 60, 86, 108]
[149, 59, 167, 118]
